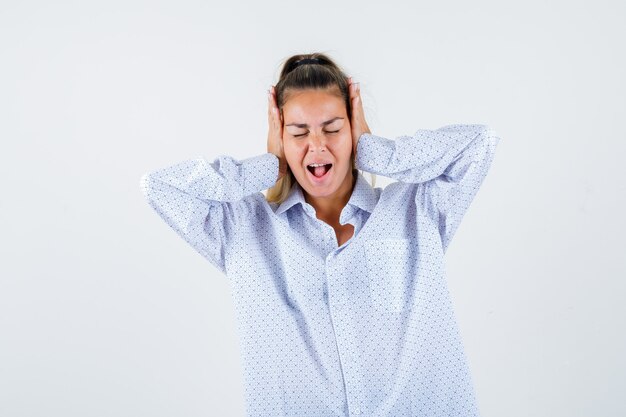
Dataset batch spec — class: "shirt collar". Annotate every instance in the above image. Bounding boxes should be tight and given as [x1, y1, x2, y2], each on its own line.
[275, 169, 378, 216]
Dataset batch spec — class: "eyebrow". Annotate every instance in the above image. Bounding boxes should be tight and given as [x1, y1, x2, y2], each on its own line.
[285, 117, 344, 128]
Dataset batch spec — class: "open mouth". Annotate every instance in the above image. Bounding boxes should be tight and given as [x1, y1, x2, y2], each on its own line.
[307, 163, 332, 179]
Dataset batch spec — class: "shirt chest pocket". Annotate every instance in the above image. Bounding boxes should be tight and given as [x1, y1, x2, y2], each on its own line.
[364, 238, 412, 313]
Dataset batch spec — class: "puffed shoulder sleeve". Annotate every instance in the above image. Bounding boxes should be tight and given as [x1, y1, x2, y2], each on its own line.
[356, 124, 500, 253]
[140, 152, 279, 274]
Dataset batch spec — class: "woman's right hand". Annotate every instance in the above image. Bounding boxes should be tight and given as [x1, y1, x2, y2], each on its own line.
[267, 85, 288, 181]
[347, 76, 371, 157]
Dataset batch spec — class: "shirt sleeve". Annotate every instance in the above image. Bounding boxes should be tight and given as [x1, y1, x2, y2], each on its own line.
[355, 124, 501, 253]
[140, 152, 280, 274]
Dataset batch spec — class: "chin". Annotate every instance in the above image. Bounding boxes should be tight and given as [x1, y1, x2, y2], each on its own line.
[303, 187, 337, 198]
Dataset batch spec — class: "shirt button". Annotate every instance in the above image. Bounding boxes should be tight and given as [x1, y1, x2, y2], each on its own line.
[353, 407, 361, 415]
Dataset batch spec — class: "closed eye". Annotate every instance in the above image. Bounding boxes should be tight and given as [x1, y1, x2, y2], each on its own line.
[293, 130, 340, 138]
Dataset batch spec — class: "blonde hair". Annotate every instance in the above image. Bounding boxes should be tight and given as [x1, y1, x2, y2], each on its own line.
[265, 52, 376, 204]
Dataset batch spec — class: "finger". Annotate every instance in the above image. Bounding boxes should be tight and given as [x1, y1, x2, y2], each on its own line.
[350, 81, 359, 99]
[268, 86, 275, 104]
[270, 98, 276, 118]
[350, 88, 360, 105]
[271, 89, 280, 119]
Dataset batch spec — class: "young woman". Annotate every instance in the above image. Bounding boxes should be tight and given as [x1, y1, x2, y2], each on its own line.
[141, 52, 500, 417]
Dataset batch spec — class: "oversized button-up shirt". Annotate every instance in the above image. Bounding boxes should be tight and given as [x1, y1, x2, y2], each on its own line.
[140, 124, 500, 417]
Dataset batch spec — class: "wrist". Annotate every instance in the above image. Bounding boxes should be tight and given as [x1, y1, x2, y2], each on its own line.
[354, 131, 369, 155]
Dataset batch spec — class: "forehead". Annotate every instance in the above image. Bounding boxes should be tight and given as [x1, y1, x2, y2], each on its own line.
[282, 89, 346, 122]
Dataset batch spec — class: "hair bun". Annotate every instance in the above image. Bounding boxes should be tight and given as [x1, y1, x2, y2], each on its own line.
[288, 57, 321, 73]
[295, 57, 320, 66]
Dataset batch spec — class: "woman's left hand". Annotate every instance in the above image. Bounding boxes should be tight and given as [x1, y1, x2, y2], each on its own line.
[348, 76, 371, 156]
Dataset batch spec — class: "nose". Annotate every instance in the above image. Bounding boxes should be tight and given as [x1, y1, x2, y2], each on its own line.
[307, 132, 326, 152]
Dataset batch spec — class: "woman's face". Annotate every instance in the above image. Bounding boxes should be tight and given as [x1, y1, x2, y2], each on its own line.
[281, 88, 353, 200]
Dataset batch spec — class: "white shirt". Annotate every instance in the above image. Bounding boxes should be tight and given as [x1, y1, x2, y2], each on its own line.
[140, 124, 500, 416]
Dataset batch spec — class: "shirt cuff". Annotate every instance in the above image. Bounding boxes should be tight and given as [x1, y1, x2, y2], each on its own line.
[355, 132, 394, 173]
[241, 152, 280, 194]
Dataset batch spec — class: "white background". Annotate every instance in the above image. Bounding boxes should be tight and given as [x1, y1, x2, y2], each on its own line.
[1, 1, 624, 416]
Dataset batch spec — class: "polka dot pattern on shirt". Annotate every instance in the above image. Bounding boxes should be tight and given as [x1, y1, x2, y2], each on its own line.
[140, 124, 500, 416]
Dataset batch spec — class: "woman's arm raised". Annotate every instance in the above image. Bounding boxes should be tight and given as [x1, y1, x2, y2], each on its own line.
[140, 152, 280, 274]
[355, 124, 500, 253]
[354, 124, 500, 185]
[140, 87, 288, 274]
[347, 77, 500, 252]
